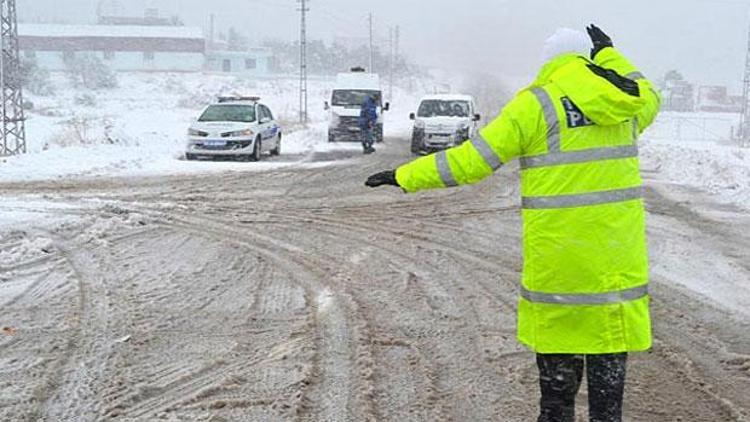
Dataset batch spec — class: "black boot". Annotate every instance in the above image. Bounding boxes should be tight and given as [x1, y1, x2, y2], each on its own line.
[537, 354, 584, 422]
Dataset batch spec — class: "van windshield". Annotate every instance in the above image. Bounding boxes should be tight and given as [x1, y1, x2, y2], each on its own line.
[198, 105, 256, 123]
[418, 100, 471, 118]
[332, 90, 382, 107]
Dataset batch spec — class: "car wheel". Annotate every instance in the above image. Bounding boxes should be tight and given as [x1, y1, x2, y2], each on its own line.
[185, 153, 196, 161]
[270, 134, 281, 156]
[250, 137, 262, 162]
[328, 131, 336, 143]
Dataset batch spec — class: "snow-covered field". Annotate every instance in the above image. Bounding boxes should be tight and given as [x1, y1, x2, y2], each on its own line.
[1, 72, 419, 182]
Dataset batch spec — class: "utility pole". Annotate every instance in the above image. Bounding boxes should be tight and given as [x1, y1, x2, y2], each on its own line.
[0, 0, 26, 157]
[740, 22, 750, 147]
[209, 13, 215, 51]
[297, 0, 309, 123]
[368, 12, 373, 73]
[395, 25, 400, 60]
[388, 26, 394, 102]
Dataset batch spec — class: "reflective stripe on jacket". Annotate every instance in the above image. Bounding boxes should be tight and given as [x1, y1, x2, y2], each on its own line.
[395, 47, 661, 354]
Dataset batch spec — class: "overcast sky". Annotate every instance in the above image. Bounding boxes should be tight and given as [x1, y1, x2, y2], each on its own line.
[18, 0, 750, 91]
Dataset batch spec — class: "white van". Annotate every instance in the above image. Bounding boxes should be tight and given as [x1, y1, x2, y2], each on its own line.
[325, 68, 389, 143]
[409, 94, 480, 155]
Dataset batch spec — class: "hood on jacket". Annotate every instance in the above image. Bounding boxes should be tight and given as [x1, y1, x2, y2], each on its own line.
[362, 96, 376, 108]
[541, 28, 590, 63]
[531, 54, 647, 126]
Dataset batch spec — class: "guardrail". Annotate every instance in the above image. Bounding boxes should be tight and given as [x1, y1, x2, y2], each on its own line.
[644, 113, 740, 146]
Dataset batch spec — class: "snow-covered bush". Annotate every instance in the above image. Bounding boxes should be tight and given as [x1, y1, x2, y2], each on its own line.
[45, 116, 132, 149]
[65, 54, 118, 90]
[75, 93, 97, 107]
[20, 59, 54, 96]
[47, 116, 95, 149]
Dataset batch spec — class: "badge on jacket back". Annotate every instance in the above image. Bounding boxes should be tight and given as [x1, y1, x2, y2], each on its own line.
[561, 97, 594, 128]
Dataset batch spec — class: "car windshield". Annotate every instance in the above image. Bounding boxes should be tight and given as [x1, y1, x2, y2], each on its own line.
[198, 105, 256, 123]
[332, 90, 382, 106]
[417, 100, 471, 118]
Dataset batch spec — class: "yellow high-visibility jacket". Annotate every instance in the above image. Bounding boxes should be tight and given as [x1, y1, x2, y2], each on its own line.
[396, 47, 661, 354]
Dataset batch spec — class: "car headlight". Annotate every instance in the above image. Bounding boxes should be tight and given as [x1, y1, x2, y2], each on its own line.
[188, 128, 208, 137]
[224, 129, 254, 138]
[414, 120, 426, 129]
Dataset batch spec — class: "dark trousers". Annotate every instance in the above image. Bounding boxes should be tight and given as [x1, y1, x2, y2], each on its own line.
[361, 126, 374, 150]
[536, 353, 628, 422]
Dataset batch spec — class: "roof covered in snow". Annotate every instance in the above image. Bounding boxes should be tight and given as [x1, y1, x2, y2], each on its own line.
[420, 94, 475, 102]
[334, 72, 380, 91]
[19, 24, 204, 40]
[18, 24, 205, 53]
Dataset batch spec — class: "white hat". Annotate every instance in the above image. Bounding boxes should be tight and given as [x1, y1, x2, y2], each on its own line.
[541, 28, 590, 62]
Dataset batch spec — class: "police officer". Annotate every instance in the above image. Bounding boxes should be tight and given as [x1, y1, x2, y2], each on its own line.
[366, 25, 660, 422]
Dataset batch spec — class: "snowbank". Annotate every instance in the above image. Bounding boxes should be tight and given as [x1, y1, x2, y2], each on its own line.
[640, 112, 750, 210]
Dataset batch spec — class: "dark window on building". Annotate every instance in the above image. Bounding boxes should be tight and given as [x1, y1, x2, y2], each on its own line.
[245, 58, 257, 70]
[24, 50, 36, 59]
[103, 50, 115, 60]
[222, 59, 232, 72]
[62, 50, 75, 61]
[143, 51, 155, 62]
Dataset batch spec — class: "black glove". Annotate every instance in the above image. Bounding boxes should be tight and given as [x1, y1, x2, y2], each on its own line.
[586, 24, 613, 59]
[365, 170, 399, 188]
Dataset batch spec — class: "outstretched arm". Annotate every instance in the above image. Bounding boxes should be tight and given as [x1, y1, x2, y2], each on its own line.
[367, 96, 528, 193]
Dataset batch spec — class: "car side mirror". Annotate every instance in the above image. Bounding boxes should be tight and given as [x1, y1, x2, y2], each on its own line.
[473, 113, 481, 122]
[409, 112, 416, 120]
[324, 101, 330, 111]
[384, 102, 390, 111]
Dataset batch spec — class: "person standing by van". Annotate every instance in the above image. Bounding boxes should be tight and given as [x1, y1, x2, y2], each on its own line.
[359, 95, 378, 154]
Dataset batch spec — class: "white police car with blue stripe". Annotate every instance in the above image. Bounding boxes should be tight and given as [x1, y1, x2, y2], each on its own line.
[185, 96, 282, 162]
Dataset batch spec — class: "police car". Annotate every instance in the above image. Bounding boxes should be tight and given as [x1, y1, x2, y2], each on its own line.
[185, 96, 282, 161]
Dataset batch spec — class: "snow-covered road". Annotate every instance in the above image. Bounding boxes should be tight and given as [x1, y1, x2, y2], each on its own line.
[1, 72, 749, 420]
[1, 137, 749, 421]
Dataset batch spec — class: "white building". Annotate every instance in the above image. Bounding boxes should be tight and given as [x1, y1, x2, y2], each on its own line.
[19, 24, 205, 72]
[205, 48, 273, 76]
